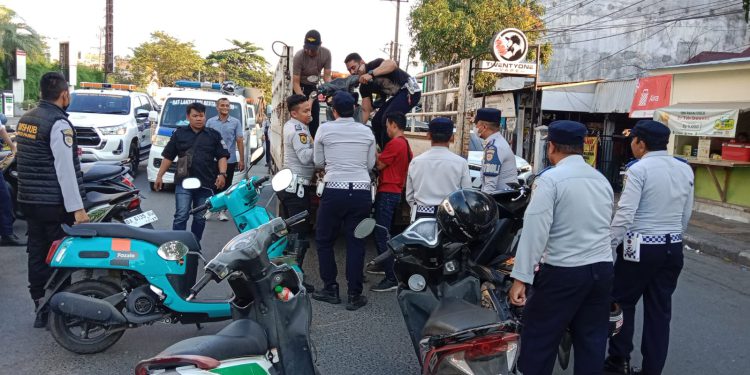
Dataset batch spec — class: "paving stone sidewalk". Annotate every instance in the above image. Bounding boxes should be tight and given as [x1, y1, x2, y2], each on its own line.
[685, 211, 750, 267]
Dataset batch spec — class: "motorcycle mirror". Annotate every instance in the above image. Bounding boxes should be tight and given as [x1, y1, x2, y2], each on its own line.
[271, 169, 294, 192]
[250, 147, 265, 164]
[181, 177, 201, 190]
[354, 218, 377, 239]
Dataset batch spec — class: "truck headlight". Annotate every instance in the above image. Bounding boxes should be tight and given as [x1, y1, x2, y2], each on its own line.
[100, 124, 127, 136]
[152, 135, 170, 147]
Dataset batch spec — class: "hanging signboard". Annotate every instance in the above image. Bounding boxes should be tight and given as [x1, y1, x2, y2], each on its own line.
[654, 105, 739, 138]
[583, 136, 599, 167]
[14, 50, 26, 80]
[629, 75, 671, 118]
[482, 28, 537, 76]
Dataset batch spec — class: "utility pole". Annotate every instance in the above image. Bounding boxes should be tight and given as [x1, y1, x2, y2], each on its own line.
[104, 0, 114, 81]
[383, 0, 407, 66]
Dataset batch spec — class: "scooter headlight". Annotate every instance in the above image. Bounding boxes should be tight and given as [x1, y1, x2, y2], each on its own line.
[157, 240, 189, 261]
[408, 274, 426, 292]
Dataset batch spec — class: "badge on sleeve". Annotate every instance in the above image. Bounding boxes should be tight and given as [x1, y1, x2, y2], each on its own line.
[299, 133, 308, 144]
[482, 144, 500, 176]
[220, 140, 228, 150]
[62, 128, 74, 148]
[294, 123, 302, 131]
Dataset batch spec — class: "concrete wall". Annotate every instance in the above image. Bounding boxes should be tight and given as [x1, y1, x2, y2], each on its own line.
[670, 68, 750, 103]
[539, 0, 750, 82]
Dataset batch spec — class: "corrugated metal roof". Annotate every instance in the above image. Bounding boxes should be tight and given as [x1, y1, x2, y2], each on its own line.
[591, 79, 637, 114]
[652, 56, 750, 71]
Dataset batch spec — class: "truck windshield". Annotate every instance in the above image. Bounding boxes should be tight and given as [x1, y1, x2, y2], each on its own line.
[68, 93, 131, 115]
[161, 98, 243, 128]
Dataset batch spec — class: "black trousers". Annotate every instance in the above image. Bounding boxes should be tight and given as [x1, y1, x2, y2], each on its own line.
[301, 84, 320, 138]
[608, 241, 684, 375]
[519, 262, 614, 375]
[277, 187, 313, 266]
[20, 204, 74, 301]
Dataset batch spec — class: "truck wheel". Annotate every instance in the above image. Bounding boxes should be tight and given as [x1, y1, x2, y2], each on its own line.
[48, 280, 125, 354]
[128, 141, 139, 178]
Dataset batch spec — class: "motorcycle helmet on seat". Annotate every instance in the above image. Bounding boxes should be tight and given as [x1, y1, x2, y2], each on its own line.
[436, 189, 498, 243]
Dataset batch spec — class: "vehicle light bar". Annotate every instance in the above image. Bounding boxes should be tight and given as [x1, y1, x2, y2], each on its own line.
[175, 80, 222, 90]
[80, 82, 137, 91]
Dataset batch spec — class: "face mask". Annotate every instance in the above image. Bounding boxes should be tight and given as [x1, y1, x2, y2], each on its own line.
[62, 92, 71, 111]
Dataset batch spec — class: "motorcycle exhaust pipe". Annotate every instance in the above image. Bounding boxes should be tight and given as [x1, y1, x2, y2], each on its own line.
[49, 292, 127, 325]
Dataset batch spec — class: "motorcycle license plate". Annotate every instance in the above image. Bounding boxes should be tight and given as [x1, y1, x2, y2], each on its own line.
[124, 210, 158, 227]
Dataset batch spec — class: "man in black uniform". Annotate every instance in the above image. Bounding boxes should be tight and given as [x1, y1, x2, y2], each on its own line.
[15, 72, 89, 328]
[344, 53, 421, 148]
[154, 102, 229, 242]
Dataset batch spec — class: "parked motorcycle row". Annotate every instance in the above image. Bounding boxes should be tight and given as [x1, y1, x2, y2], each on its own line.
[6, 136, 617, 374]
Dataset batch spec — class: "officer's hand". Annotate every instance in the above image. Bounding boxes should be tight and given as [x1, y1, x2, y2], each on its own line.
[154, 176, 163, 191]
[74, 209, 90, 224]
[215, 175, 226, 189]
[238, 161, 245, 172]
[509, 279, 527, 306]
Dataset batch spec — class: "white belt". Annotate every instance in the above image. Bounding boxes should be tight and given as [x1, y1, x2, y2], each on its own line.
[629, 232, 682, 245]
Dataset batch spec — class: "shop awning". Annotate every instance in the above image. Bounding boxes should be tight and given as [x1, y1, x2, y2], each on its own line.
[654, 102, 750, 138]
[592, 79, 637, 113]
[540, 80, 599, 112]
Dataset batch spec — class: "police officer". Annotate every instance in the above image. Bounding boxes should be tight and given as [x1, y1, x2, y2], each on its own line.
[405, 117, 471, 221]
[279, 94, 315, 290]
[312, 91, 376, 311]
[605, 120, 694, 375]
[509, 120, 614, 375]
[474, 108, 517, 192]
[15, 72, 89, 328]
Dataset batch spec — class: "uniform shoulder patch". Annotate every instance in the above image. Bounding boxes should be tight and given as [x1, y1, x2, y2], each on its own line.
[62, 128, 74, 147]
[482, 144, 501, 177]
[294, 123, 302, 131]
[299, 133, 309, 144]
[674, 156, 688, 164]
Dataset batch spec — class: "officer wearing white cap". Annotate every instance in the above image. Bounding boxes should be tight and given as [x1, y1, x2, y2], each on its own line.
[405, 117, 471, 222]
[604, 120, 694, 375]
[510, 120, 614, 375]
[278, 94, 315, 290]
[474, 108, 517, 192]
[312, 91, 376, 311]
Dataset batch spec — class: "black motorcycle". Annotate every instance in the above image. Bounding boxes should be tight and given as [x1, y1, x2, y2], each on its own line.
[315, 75, 362, 122]
[2, 151, 149, 226]
[135, 212, 318, 375]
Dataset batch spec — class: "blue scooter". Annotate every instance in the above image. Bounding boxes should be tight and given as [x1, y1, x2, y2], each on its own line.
[39, 149, 296, 354]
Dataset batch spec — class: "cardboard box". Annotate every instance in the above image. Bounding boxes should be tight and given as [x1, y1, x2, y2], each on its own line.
[697, 138, 711, 160]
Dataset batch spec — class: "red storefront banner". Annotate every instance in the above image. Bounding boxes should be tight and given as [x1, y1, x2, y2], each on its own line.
[629, 74, 672, 118]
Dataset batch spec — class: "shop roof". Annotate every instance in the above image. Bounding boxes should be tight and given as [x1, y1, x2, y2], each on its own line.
[591, 79, 638, 114]
[651, 56, 750, 72]
[663, 102, 750, 112]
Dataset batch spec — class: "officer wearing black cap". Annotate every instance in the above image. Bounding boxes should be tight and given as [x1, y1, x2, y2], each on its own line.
[474, 108, 517, 192]
[510, 120, 615, 375]
[312, 91, 376, 311]
[406, 117, 471, 222]
[293, 29, 331, 137]
[605, 120, 694, 375]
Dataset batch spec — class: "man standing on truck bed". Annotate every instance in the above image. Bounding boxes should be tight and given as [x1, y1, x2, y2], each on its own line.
[293, 29, 331, 138]
[344, 52, 421, 149]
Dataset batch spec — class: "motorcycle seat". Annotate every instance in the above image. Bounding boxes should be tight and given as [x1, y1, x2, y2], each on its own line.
[81, 163, 127, 183]
[62, 223, 200, 252]
[157, 319, 269, 360]
[422, 297, 500, 337]
[83, 191, 137, 210]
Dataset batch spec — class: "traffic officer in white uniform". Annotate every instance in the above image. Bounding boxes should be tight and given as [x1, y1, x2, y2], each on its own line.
[278, 94, 316, 290]
[405, 117, 471, 221]
[312, 91, 376, 311]
[474, 108, 517, 192]
[605, 120, 694, 375]
[509, 120, 614, 375]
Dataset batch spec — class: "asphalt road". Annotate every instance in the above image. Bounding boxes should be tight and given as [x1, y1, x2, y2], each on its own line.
[0, 163, 748, 374]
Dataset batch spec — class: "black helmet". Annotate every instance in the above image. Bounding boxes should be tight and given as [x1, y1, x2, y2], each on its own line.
[609, 302, 624, 337]
[436, 189, 498, 243]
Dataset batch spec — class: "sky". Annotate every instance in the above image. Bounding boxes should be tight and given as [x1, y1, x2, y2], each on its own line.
[2, 0, 419, 74]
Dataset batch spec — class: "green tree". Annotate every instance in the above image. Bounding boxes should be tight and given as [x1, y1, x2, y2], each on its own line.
[204, 40, 272, 99]
[409, 0, 551, 92]
[130, 31, 203, 87]
[0, 5, 45, 90]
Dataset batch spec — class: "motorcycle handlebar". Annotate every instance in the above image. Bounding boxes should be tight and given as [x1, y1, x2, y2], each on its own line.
[252, 176, 270, 189]
[189, 202, 210, 215]
[284, 210, 308, 228]
[186, 273, 212, 301]
[368, 248, 393, 267]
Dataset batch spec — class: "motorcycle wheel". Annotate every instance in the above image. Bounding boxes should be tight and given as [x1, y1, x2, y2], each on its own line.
[49, 280, 126, 354]
[128, 141, 139, 178]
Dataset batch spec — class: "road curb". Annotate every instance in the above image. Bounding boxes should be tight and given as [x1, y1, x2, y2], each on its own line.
[683, 234, 750, 267]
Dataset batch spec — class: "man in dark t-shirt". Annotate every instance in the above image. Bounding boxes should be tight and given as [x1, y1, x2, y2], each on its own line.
[293, 30, 331, 138]
[344, 53, 421, 149]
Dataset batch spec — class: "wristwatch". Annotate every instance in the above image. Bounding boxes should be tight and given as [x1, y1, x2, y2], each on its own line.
[219, 172, 227, 177]
[368, 69, 375, 77]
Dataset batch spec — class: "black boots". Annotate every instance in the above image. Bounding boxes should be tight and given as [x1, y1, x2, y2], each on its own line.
[604, 356, 641, 374]
[33, 299, 48, 329]
[0, 234, 26, 246]
[345, 294, 368, 311]
[312, 284, 341, 305]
